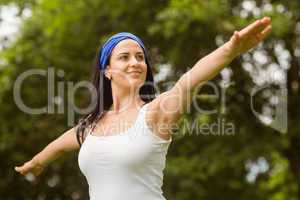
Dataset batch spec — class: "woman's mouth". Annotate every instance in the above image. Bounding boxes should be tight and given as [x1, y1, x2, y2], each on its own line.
[129, 71, 142, 77]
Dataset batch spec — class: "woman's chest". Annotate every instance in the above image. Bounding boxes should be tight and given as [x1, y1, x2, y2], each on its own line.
[92, 112, 138, 137]
[78, 135, 161, 173]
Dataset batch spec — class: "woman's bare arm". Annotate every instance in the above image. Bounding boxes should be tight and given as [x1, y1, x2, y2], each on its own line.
[14, 127, 80, 176]
[147, 17, 272, 139]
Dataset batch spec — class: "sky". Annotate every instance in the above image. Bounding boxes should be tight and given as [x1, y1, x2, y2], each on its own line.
[0, 4, 31, 50]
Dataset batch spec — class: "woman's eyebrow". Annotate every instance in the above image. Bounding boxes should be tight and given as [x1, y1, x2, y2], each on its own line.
[118, 51, 144, 55]
[118, 52, 130, 55]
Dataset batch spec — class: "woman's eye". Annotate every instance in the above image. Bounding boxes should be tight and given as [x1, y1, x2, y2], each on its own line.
[120, 55, 128, 60]
[137, 55, 144, 61]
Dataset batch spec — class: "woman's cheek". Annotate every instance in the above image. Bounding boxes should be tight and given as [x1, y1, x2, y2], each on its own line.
[116, 72, 131, 84]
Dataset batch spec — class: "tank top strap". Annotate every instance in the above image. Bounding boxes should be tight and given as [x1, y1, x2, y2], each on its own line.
[131, 102, 148, 131]
[140, 102, 148, 113]
[136, 102, 172, 144]
[137, 103, 149, 121]
[87, 119, 98, 136]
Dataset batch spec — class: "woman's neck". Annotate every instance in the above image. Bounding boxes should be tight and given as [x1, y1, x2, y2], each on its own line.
[109, 83, 145, 113]
[109, 95, 145, 114]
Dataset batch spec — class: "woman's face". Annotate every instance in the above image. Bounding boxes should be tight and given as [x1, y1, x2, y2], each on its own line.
[106, 39, 147, 90]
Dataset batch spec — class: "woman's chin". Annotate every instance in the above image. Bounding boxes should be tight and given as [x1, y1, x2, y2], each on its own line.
[129, 77, 144, 84]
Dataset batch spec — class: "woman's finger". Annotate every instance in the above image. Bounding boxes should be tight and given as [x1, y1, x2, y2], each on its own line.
[15, 166, 22, 172]
[240, 17, 271, 36]
[259, 25, 272, 40]
[15, 166, 25, 174]
[239, 20, 261, 36]
[15, 163, 30, 174]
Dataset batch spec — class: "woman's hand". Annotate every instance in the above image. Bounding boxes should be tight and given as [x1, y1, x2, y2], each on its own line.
[225, 16, 272, 58]
[14, 159, 44, 177]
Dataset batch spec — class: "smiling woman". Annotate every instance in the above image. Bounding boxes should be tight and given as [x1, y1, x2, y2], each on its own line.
[15, 17, 272, 200]
[105, 39, 148, 91]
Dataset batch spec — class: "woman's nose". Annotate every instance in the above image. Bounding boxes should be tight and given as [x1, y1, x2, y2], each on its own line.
[129, 56, 139, 66]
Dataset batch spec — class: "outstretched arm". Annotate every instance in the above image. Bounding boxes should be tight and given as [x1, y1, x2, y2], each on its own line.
[147, 17, 272, 139]
[177, 17, 272, 90]
[14, 127, 80, 176]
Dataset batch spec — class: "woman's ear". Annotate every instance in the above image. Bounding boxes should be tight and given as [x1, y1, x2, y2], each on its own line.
[104, 66, 112, 80]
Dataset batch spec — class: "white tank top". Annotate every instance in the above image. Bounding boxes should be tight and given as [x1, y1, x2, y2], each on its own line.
[78, 103, 172, 200]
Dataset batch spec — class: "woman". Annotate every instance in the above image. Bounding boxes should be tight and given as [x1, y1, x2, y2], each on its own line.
[15, 17, 272, 200]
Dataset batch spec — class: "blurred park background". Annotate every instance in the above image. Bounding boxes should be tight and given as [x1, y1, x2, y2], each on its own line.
[0, 0, 299, 199]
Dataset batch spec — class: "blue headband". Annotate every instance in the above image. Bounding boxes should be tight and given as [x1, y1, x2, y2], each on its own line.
[99, 32, 149, 70]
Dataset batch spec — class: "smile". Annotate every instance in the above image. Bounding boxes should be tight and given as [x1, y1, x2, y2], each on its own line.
[129, 71, 142, 76]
